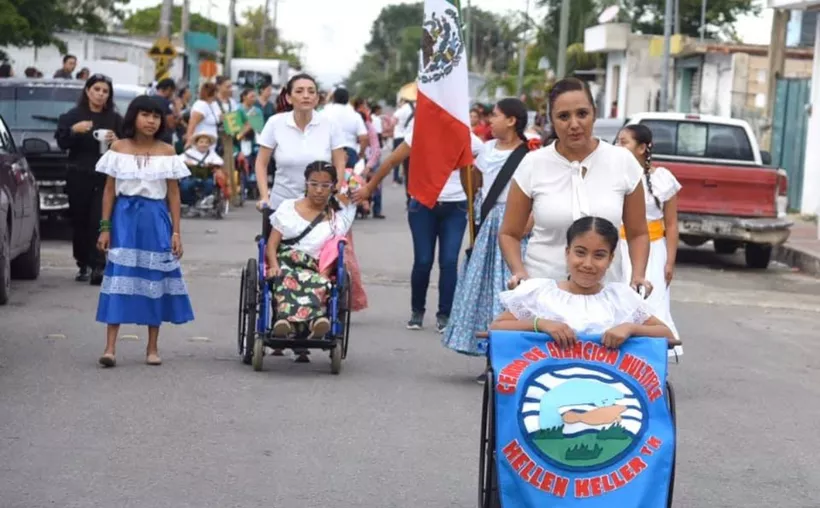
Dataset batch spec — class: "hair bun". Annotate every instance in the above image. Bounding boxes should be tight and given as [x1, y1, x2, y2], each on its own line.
[527, 138, 542, 151]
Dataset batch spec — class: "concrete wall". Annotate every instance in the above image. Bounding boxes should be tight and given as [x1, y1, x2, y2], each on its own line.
[801, 16, 820, 214]
[624, 36, 663, 117]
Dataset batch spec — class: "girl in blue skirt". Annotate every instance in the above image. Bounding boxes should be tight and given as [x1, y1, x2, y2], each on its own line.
[95, 95, 194, 367]
[443, 99, 535, 372]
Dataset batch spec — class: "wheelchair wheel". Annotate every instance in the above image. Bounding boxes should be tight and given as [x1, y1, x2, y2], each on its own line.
[666, 380, 677, 508]
[252, 333, 264, 371]
[242, 259, 258, 366]
[340, 273, 352, 359]
[478, 369, 501, 508]
[330, 339, 342, 375]
[237, 267, 247, 355]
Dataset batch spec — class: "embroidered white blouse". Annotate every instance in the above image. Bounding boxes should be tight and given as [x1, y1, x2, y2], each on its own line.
[499, 279, 653, 335]
[270, 199, 357, 259]
[643, 166, 682, 221]
[96, 151, 191, 200]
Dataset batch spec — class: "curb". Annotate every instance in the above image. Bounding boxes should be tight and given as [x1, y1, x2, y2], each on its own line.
[774, 243, 820, 277]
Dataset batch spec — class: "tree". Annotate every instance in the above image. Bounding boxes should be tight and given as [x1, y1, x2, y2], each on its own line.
[122, 5, 303, 69]
[1, 0, 128, 61]
[621, 0, 759, 39]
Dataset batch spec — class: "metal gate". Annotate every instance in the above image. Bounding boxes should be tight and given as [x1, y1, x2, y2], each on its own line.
[771, 78, 810, 211]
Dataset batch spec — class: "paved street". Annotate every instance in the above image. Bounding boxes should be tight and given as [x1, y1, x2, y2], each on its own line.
[2, 186, 820, 508]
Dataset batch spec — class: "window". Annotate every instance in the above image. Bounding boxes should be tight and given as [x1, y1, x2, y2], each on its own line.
[640, 119, 755, 162]
[14, 85, 83, 131]
[237, 70, 273, 89]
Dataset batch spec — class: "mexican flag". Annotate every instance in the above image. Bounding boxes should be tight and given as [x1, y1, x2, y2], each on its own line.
[408, 0, 474, 208]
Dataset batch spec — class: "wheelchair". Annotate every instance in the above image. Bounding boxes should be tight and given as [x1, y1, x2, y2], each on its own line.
[179, 166, 229, 219]
[236, 213, 351, 374]
[476, 332, 680, 508]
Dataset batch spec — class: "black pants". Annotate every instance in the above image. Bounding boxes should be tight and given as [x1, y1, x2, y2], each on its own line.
[67, 171, 107, 270]
[261, 207, 274, 242]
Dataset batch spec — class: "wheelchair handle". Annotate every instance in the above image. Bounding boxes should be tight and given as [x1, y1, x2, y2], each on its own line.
[476, 331, 682, 348]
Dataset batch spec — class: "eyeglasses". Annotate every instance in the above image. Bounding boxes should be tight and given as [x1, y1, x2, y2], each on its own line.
[90, 73, 112, 84]
[307, 181, 333, 190]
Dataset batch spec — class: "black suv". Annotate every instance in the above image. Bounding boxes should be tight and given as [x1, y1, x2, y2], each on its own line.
[0, 78, 144, 221]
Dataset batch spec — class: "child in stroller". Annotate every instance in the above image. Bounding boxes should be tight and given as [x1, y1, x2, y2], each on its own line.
[178, 133, 229, 214]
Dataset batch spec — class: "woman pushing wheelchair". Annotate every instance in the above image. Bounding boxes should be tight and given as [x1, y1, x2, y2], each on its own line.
[264, 161, 356, 344]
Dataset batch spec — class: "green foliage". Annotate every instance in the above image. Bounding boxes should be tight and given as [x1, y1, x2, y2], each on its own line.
[531, 426, 565, 440]
[596, 424, 631, 441]
[620, 0, 760, 39]
[121, 5, 303, 68]
[0, 0, 129, 61]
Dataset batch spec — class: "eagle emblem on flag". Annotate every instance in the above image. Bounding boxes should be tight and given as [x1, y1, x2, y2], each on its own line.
[420, 8, 465, 84]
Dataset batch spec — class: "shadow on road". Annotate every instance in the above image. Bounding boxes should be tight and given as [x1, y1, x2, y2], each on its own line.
[40, 218, 72, 242]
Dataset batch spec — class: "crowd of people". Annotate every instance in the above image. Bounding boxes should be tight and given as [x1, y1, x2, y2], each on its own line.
[43, 68, 682, 373]
[0, 54, 91, 80]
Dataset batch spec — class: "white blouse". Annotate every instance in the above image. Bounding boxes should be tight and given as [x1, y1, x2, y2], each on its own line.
[499, 279, 653, 336]
[475, 139, 515, 204]
[512, 141, 644, 282]
[270, 199, 357, 259]
[643, 166, 682, 221]
[190, 100, 221, 141]
[96, 151, 191, 200]
[258, 111, 345, 210]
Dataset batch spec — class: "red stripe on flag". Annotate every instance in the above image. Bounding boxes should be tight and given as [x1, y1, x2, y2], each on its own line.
[408, 91, 474, 208]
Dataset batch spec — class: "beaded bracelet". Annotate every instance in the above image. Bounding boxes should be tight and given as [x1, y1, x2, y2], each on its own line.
[99, 219, 112, 233]
[533, 316, 539, 333]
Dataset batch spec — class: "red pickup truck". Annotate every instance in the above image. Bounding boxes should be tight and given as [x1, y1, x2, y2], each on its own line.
[624, 113, 792, 269]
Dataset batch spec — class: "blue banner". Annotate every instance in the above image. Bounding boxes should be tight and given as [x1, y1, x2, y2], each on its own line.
[489, 332, 674, 508]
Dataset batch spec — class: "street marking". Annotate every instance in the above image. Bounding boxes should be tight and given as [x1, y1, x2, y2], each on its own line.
[121, 335, 140, 341]
[45, 334, 66, 340]
[188, 336, 211, 342]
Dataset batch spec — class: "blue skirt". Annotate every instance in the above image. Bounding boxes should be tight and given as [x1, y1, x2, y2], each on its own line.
[96, 196, 195, 326]
[442, 203, 528, 356]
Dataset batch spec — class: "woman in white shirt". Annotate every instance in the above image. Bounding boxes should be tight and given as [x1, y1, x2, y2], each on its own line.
[253, 73, 347, 218]
[499, 77, 653, 294]
[443, 98, 536, 361]
[185, 82, 221, 150]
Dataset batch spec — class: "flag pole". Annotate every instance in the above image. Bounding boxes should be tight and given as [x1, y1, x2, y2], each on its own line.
[466, 164, 476, 247]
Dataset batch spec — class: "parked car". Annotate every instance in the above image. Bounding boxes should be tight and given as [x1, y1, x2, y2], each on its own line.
[0, 113, 41, 305]
[624, 112, 792, 269]
[0, 78, 144, 222]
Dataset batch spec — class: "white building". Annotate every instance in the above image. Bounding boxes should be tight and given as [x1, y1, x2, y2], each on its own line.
[769, 0, 820, 215]
[2, 32, 185, 86]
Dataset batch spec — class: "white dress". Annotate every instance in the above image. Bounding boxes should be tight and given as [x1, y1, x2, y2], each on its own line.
[512, 141, 644, 283]
[499, 279, 653, 336]
[619, 166, 682, 355]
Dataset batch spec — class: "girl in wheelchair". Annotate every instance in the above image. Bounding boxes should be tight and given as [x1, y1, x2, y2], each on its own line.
[491, 216, 675, 350]
[264, 161, 357, 342]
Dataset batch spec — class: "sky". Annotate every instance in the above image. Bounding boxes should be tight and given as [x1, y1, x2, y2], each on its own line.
[127, 0, 775, 85]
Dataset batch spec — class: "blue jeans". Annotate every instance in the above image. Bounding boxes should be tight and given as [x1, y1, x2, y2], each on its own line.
[344, 147, 359, 168]
[407, 199, 468, 317]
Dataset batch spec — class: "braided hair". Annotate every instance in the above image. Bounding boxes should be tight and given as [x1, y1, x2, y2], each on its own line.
[621, 124, 661, 210]
[304, 161, 341, 212]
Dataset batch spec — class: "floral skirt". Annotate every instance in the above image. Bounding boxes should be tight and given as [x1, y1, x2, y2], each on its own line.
[274, 247, 329, 323]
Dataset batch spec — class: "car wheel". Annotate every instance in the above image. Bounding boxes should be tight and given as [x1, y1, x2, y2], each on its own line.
[11, 219, 40, 280]
[0, 224, 11, 305]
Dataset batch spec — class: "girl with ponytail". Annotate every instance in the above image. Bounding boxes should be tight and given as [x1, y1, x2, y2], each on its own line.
[443, 98, 538, 375]
[616, 124, 682, 355]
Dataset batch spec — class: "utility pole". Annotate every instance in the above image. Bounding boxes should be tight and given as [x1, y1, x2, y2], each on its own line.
[556, 0, 570, 78]
[699, 0, 707, 41]
[226, 0, 236, 77]
[516, 0, 530, 96]
[660, 0, 673, 112]
[762, 9, 790, 151]
[273, 0, 280, 39]
[674, 0, 680, 35]
[181, 0, 190, 82]
[259, 0, 271, 56]
[158, 0, 173, 39]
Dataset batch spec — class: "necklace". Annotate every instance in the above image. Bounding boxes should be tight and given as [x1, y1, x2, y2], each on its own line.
[134, 150, 153, 169]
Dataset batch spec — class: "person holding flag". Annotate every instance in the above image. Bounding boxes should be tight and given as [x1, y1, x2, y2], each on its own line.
[354, 0, 479, 332]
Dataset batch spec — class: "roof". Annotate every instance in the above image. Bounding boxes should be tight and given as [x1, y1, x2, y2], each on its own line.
[676, 38, 815, 60]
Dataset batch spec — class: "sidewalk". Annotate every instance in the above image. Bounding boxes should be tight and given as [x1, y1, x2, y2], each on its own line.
[774, 216, 820, 276]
